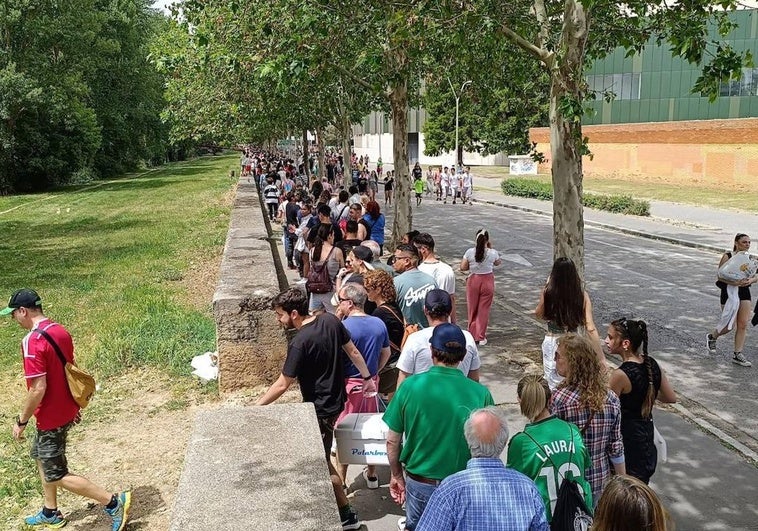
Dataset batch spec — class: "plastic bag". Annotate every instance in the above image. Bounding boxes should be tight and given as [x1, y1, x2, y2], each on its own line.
[191, 351, 218, 383]
[718, 252, 758, 282]
[653, 425, 667, 463]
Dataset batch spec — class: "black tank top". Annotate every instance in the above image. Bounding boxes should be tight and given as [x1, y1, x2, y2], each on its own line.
[619, 358, 662, 420]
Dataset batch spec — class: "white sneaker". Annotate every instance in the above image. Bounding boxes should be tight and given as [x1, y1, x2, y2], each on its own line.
[478, 338, 488, 346]
[397, 517, 407, 531]
[363, 468, 379, 489]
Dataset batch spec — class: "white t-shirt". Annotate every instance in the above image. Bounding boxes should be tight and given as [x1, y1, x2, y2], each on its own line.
[463, 248, 500, 275]
[418, 260, 456, 295]
[461, 172, 472, 188]
[396, 326, 480, 376]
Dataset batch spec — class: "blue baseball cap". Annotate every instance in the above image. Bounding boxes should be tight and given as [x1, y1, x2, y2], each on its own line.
[424, 289, 452, 314]
[430, 322, 466, 354]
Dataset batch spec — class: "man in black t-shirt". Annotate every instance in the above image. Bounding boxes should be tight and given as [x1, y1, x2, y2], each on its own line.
[256, 288, 376, 530]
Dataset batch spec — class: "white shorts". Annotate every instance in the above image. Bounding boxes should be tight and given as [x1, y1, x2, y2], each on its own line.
[542, 335, 564, 391]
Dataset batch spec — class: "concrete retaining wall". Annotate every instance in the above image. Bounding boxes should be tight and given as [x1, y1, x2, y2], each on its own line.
[169, 404, 342, 531]
[212, 181, 289, 393]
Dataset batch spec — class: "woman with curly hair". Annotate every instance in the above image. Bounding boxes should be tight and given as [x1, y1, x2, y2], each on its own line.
[593, 475, 672, 531]
[364, 269, 405, 396]
[607, 318, 676, 484]
[535, 257, 604, 390]
[550, 333, 625, 505]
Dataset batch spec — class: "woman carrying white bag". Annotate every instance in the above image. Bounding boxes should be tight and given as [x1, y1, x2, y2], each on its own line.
[706, 233, 758, 367]
[607, 318, 677, 484]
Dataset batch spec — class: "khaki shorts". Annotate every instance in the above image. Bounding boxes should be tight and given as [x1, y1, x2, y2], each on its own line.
[31, 423, 73, 482]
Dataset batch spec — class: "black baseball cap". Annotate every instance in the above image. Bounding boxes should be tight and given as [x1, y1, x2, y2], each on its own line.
[424, 289, 452, 314]
[0, 289, 42, 315]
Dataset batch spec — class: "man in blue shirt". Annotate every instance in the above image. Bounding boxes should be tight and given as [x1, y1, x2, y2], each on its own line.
[336, 283, 391, 490]
[416, 407, 548, 531]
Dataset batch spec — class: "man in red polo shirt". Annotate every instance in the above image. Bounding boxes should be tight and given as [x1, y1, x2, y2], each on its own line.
[5, 289, 131, 530]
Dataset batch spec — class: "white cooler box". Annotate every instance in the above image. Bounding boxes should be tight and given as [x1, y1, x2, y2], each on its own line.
[335, 413, 389, 465]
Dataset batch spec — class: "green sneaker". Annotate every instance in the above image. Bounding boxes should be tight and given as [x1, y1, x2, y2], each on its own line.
[24, 509, 67, 529]
[104, 491, 131, 531]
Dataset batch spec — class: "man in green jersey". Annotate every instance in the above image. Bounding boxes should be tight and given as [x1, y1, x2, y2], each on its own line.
[383, 323, 494, 531]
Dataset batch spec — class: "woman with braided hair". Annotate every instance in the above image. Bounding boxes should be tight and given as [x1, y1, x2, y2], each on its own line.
[606, 318, 677, 484]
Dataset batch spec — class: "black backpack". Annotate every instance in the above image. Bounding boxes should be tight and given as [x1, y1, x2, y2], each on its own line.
[551, 476, 593, 531]
[306, 247, 335, 294]
[525, 423, 593, 531]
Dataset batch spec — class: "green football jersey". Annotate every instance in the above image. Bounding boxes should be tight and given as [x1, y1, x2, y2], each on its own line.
[506, 415, 593, 521]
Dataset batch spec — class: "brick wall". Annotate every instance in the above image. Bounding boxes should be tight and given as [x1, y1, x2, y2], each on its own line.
[529, 118, 758, 186]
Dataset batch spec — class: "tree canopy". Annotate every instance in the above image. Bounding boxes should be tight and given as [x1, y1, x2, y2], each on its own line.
[1, 0, 174, 193]
[156, 0, 751, 258]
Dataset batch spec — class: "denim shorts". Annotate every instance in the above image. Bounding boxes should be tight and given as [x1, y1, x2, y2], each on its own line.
[31, 423, 73, 482]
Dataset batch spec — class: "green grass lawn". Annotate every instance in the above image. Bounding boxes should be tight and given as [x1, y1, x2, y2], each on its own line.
[470, 166, 758, 213]
[0, 156, 236, 375]
[0, 155, 236, 523]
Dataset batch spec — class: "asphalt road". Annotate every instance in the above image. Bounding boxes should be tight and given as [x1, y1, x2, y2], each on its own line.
[347, 194, 758, 531]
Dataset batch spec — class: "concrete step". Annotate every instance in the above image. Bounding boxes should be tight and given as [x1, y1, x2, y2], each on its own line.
[170, 403, 341, 531]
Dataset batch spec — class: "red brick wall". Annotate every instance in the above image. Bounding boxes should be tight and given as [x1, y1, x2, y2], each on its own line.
[529, 118, 758, 186]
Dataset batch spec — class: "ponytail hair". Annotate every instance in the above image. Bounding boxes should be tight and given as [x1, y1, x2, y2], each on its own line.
[474, 229, 489, 263]
[313, 223, 332, 262]
[611, 318, 655, 418]
[517, 374, 551, 422]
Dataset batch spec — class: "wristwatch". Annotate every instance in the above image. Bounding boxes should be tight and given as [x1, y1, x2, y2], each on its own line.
[16, 415, 28, 427]
[362, 375, 372, 381]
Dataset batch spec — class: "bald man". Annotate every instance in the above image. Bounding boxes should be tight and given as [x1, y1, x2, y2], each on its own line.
[416, 407, 548, 530]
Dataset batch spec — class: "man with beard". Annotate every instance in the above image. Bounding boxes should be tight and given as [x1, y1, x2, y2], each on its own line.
[256, 287, 376, 530]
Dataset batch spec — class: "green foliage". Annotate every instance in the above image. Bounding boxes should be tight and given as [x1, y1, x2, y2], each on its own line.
[501, 178, 650, 216]
[0, 1, 174, 193]
[501, 178, 553, 200]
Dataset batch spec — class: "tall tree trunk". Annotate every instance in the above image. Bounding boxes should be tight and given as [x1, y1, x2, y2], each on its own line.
[302, 129, 310, 180]
[341, 112, 352, 189]
[457, 143, 464, 168]
[389, 81, 410, 250]
[550, 1, 588, 276]
[316, 127, 325, 183]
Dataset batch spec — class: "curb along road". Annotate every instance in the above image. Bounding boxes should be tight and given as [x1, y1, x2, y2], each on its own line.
[472, 196, 728, 255]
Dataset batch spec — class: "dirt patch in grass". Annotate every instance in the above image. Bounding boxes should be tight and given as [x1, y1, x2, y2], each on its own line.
[15, 369, 210, 530]
[180, 183, 236, 313]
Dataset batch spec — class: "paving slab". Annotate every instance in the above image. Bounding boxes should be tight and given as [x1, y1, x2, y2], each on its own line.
[170, 404, 341, 531]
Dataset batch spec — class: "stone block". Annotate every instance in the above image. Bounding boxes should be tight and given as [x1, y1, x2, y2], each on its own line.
[169, 404, 341, 531]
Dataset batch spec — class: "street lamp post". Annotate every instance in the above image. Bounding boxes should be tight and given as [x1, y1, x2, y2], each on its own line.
[448, 78, 471, 171]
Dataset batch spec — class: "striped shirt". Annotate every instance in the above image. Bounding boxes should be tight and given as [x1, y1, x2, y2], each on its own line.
[416, 458, 549, 531]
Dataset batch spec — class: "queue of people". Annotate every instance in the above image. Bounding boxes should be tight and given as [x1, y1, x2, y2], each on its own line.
[247, 151, 683, 531]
